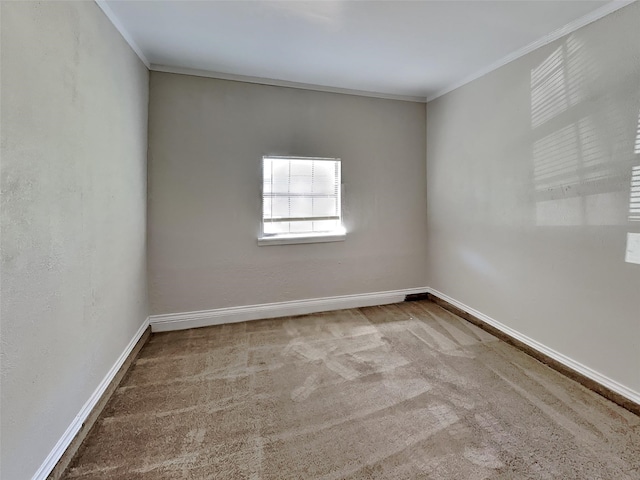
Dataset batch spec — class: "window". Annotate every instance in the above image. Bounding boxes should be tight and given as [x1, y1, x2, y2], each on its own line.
[259, 156, 345, 245]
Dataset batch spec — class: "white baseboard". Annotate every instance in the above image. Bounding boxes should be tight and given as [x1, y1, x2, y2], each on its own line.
[425, 287, 640, 406]
[31, 317, 150, 480]
[149, 287, 429, 332]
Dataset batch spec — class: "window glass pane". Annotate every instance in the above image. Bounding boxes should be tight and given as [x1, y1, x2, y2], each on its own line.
[313, 175, 337, 194]
[263, 159, 273, 181]
[290, 178, 312, 195]
[290, 197, 312, 218]
[271, 160, 290, 181]
[264, 221, 290, 234]
[312, 219, 339, 232]
[271, 197, 289, 218]
[270, 180, 290, 195]
[290, 220, 313, 233]
[289, 160, 313, 176]
[313, 197, 337, 217]
[263, 198, 272, 217]
[313, 160, 336, 177]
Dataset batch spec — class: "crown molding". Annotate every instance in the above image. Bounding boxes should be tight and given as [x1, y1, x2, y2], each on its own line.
[149, 64, 427, 103]
[95, 0, 150, 68]
[426, 0, 637, 102]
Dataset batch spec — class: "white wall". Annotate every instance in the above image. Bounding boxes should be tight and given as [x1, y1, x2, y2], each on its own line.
[0, 2, 149, 478]
[148, 73, 427, 315]
[426, 3, 640, 394]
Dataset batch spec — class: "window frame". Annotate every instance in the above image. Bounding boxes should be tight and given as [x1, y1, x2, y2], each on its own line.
[258, 155, 346, 246]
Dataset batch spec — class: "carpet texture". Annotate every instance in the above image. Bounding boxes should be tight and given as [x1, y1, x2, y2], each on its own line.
[63, 301, 640, 479]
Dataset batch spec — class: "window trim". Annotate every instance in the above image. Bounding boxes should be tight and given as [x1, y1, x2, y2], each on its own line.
[258, 231, 346, 246]
[258, 155, 345, 246]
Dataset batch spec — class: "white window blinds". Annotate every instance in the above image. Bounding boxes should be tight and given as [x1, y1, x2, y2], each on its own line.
[262, 156, 342, 236]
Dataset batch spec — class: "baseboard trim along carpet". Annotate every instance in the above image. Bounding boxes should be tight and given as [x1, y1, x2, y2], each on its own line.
[149, 287, 639, 414]
[148, 287, 430, 333]
[33, 319, 152, 480]
[425, 288, 640, 416]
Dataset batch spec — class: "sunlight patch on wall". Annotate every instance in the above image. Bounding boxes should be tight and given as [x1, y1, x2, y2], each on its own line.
[533, 123, 581, 191]
[635, 110, 640, 154]
[533, 116, 613, 194]
[629, 165, 640, 222]
[533, 114, 631, 226]
[530, 36, 592, 129]
[625, 233, 640, 264]
[530, 32, 637, 227]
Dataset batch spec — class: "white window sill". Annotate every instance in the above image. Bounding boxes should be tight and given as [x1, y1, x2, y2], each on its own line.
[258, 232, 346, 246]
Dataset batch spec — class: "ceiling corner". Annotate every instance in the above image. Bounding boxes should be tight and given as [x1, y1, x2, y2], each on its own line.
[95, 0, 150, 69]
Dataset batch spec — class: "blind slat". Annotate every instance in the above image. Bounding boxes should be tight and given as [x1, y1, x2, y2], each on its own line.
[264, 216, 340, 223]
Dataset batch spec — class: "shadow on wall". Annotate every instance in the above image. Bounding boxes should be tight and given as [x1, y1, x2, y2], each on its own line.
[530, 34, 640, 227]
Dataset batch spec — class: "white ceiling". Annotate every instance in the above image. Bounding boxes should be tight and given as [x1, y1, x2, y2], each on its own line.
[102, 0, 630, 101]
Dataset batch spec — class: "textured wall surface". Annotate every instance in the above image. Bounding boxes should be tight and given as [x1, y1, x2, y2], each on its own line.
[0, 2, 149, 478]
[148, 73, 427, 315]
[426, 3, 640, 393]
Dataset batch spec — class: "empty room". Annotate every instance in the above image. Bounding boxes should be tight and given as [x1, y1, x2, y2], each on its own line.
[2, 0, 639, 479]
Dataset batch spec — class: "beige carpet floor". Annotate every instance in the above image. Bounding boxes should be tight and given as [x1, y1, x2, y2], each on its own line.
[63, 300, 640, 479]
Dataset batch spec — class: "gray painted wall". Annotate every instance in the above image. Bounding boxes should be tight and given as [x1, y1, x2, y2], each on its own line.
[1, 2, 149, 478]
[148, 73, 427, 315]
[426, 3, 640, 393]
